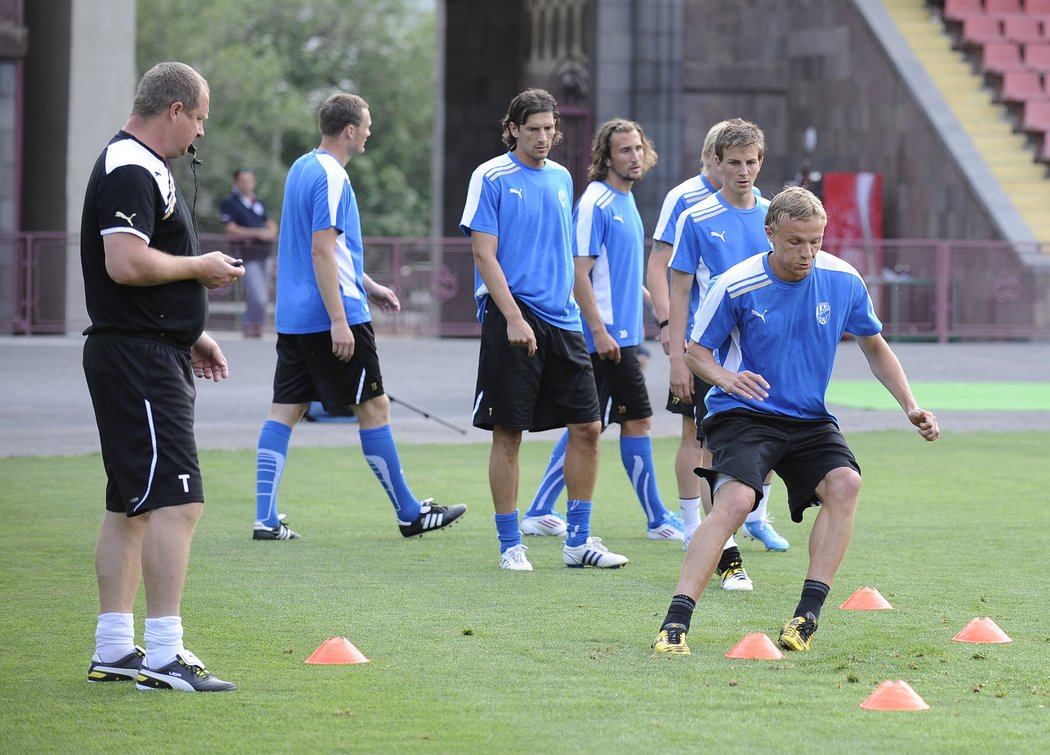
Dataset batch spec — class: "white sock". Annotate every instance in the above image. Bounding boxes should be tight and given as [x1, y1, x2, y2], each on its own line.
[144, 616, 184, 669]
[745, 484, 773, 524]
[94, 612, 135, 662]
[723, 534, 738, 550]
[679, 497, 701, 539]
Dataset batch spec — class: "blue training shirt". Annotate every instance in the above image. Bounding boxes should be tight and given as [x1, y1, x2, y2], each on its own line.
[651, 173, 717, 246]
[574, 181, 645, 352]
[460, 152, 579, 330]
[275, 149, 369, 334]
[692, 250, 883, 422]
[669, 192, 772, 337]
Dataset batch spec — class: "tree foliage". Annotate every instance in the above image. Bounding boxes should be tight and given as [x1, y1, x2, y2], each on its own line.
[136, 0, 436, 236]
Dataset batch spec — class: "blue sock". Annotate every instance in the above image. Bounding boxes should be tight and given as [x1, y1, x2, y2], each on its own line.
[360, 425, 421, 522]
[565, 499, 592, 547]
[256, 420, 292, 527]
[620, 435, 669, 529]
[525, 431, 568, 517]
[495, 511, 522, 553]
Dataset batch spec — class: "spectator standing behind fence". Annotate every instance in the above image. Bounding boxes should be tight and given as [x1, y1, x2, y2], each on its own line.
[220, 168, 277, 338]
[81, 61, 240, 692]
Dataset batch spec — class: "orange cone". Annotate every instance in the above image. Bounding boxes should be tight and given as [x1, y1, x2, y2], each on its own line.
[860, 680, 930, 711]
[952, 617, 1012, 644]
[840, 586, 893, 610]
[725, 632, 785, 660]
[305, 636, 370, 664]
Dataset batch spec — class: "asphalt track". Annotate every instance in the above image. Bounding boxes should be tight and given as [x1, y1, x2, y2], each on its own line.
[2, 334, 1049, 458]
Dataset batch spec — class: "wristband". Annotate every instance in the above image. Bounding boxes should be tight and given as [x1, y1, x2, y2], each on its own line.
[658, 320, 669, 329]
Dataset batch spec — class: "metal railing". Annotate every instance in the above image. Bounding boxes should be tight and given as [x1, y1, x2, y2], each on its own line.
[4, 233, 1050, 342]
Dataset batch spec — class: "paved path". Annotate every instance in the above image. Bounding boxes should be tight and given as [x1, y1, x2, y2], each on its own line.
[2, 334, 1048, 458]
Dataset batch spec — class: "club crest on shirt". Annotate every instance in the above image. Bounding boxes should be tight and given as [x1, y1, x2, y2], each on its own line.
[816, 302, 831, 325]
[558, 189, 568, 208]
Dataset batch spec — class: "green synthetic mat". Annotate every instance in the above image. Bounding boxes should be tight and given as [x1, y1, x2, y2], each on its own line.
[826, 381, 1050, 411]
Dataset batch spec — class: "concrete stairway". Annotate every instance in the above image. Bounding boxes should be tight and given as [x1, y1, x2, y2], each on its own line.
[881, 0, 1050, 242]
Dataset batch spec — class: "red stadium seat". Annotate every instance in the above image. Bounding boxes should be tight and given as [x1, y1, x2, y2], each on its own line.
[986, 0, 1024, 17]
[1003, 16, 1045, 43]
[1025, 42, 1050, 71]
[1020, 98, 1050, 133]
[1025, 0, 1050, 16]
[944, 0, 985, 23]
[982, 0, 1024, 16]
[999, 69, 1047, 103]
[961, 16, 1004, 47]
[981, 41, 1027, 75]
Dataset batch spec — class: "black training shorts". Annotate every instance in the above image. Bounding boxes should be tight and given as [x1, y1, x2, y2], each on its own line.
[664, 375, 713, 440]
[697, 409, 861, 523]
[272, 324, 385, 414]
[592, 347, 652, 429]
[83, 334, 203, 516]
[473, 298, 600, 432]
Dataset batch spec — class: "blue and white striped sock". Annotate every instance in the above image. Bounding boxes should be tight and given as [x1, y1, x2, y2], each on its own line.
[256, 420, 292, 527]
[360, 424, 421, 522]
[620, 435, 668, 529]
[565, 499, 592, 547]
[525, 431, 568, 517]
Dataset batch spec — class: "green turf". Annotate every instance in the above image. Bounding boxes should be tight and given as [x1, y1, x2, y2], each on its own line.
[1, 433, 1049, 753]
[826, 381, 1050, 411]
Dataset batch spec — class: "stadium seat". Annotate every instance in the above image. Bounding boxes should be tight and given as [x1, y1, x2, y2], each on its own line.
[1003, 16, 1045, 43]
[961, 16, 1004, 48]
[986, 0, 1024, 18]
[1025, 0, 1050, 18]
[998, 69, 1047, 103]
[943, 0, 984, 24]
[981, 41, 1027, 76]
[1025, 42, 1050, 71]
[1020, 98, 1050, 134]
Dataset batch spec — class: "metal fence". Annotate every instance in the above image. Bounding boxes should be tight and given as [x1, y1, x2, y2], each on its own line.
[3, 232, 1050, 342]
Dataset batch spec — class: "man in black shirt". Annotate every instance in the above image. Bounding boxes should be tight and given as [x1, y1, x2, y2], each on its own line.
[81, 61, 242, 692]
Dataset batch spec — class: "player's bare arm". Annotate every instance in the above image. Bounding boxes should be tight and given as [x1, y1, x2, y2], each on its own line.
[573, 256, 619, 363]
[311, 226, 354, 362]
[685, 341, 769, 401]
[646, 240, 673, 354]
[103, 232, 243, 289]
[668, 269, 696, 401]
[363, 273, 401, 314]
[857, 334, 939, 441]
[471, 230, 537, 357]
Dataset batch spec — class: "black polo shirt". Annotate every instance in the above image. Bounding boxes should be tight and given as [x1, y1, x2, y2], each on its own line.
[80, 131, 207, 348]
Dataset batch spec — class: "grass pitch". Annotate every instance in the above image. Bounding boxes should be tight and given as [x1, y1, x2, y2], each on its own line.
[1, 432, 1048, 753]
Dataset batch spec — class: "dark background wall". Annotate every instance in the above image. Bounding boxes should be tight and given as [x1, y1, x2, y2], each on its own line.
[442, 0, 1000, 241]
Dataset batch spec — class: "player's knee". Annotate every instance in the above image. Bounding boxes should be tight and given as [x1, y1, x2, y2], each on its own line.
[820, 467, 862, 509]
[568, 420, 601, 446]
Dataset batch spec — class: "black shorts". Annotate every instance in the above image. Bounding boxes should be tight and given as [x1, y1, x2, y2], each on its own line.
[83, 334, 203, 516]
[592, 347, 652, 429]
[697, 410, 861, 523]
[272, 324, 385, 415]
[473, 298, 600, 432]
[664, 376, 713, 440]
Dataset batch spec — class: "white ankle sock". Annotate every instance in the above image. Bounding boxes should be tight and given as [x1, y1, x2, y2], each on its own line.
[745, 484, 773, 524]
[94, 612, 135, 662]
[144, 616, 184, 669]
[679, 497, 701, 538]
